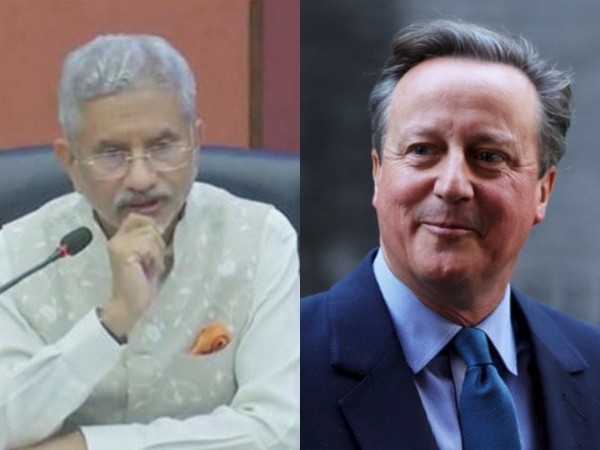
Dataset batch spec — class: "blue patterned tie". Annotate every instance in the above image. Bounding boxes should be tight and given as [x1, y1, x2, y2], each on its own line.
[453, 328, 521, 450]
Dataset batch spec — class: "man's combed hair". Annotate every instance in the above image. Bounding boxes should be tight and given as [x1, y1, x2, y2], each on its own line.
[59, 34, 196, 141]
[369, 19, 572, 176]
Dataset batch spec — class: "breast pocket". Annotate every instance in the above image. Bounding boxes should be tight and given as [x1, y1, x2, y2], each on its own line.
[155, 342, 238, 419]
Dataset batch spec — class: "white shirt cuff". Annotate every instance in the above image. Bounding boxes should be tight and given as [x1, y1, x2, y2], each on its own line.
[81, 423, 143, 450]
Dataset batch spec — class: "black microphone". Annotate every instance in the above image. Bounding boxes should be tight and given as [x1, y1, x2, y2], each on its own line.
[0, 226, 93, 295]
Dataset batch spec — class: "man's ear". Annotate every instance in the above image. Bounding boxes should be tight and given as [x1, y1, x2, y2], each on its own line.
[534, 166, 557, 225]
[53, 138, 74, 171]
[371, 149, 381, 206]
[191, 119, 204, 174]
[194, 119, 203, 147]
[53, 137, 82, 191]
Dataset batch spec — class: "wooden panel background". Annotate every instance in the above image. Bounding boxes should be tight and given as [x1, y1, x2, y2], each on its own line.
[0, 0, 298, 151]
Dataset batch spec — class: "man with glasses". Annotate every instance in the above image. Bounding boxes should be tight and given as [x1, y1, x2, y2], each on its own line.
[0, 35, 299, 449]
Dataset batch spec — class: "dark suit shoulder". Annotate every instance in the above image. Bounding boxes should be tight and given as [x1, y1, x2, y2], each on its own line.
[300, 290, 331, 364]
[301, 288, 361, 449]
[517, 293, 600, 350]
[301, 250, 391, 369]
[538, 301, 600, 336]
[301, 290, 329, 323]
[514, 291, 600, 447]
[515, 291, 600, 376]
[301, 251, 439, 450]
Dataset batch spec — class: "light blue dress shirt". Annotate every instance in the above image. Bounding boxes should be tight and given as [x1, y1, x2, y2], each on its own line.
[373, 250, 540, 450]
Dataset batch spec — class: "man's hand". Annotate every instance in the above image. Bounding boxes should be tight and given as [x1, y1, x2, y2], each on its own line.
[14, 431, 87, 450]
[101, 213, 166, 338]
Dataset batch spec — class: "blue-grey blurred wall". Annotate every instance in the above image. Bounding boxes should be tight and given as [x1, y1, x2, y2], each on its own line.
[301, 0, 600, 324]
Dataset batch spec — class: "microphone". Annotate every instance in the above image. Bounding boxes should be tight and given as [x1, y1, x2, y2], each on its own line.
[0, 226, 93, 295]
[56, 227, 93, 257]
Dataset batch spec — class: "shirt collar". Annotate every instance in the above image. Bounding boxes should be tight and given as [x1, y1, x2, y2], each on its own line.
[373, 249, 518, 376]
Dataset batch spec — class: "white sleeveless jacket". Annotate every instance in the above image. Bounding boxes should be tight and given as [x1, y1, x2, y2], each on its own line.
[0, 182, 299, 447]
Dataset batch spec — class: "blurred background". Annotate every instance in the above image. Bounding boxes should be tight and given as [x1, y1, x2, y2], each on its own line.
[301, 0, 600, 324]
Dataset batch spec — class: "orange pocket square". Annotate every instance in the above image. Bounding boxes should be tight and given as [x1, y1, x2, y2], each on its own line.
[189, 321, 231, 355]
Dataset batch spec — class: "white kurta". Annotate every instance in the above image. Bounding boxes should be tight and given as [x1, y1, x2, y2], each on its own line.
[0, 182, 299, 450]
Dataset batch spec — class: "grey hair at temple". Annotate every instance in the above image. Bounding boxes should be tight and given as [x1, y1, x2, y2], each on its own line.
[368, 19, 572, 176]
[58, 34, 196, 142]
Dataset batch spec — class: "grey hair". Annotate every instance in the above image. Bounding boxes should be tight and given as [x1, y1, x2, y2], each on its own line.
[369, 19, 572, 176]
[58, 34, 196, 141]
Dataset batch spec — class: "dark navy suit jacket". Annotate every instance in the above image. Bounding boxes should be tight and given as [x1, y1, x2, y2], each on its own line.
[301, 250, 600, 449]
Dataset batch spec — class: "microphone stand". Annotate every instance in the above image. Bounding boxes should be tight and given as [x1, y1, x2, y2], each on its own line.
[0, 247, 65, 295]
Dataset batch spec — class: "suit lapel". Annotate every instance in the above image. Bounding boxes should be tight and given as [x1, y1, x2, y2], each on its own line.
[328, 251, 438, 450]
[515, 293, 595, 449]
[338, 345, 438, 450]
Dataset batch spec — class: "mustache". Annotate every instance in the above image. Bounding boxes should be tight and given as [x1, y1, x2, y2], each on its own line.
[417, 205, 484, 236]
[114, 187, 172, 209]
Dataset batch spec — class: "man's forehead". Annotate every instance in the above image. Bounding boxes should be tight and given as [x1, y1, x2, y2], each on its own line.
[91, 128, 183, 148]
[389, 57, 538, 118]
[74, 88, 191, 143]
[80, 87, 184, 116]
[397, 57, 533, 94]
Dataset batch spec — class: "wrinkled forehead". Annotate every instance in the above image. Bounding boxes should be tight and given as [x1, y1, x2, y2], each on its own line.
[73, 88, 193, 147]
[80, 87, 188, 124]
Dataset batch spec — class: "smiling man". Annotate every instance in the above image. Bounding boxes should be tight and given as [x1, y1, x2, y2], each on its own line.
[301, 20, 600, 449]
[0, 35, 298, 450]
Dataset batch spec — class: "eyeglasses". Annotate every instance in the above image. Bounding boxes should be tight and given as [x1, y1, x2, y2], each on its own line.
[77, 143, 195, 180]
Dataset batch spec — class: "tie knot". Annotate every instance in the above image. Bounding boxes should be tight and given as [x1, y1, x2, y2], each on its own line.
[453, 328, 492, 367]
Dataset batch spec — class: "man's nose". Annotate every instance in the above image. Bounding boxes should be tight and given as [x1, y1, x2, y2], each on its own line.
[122, 155, 158, 191]
[433, 151, 474, 203]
